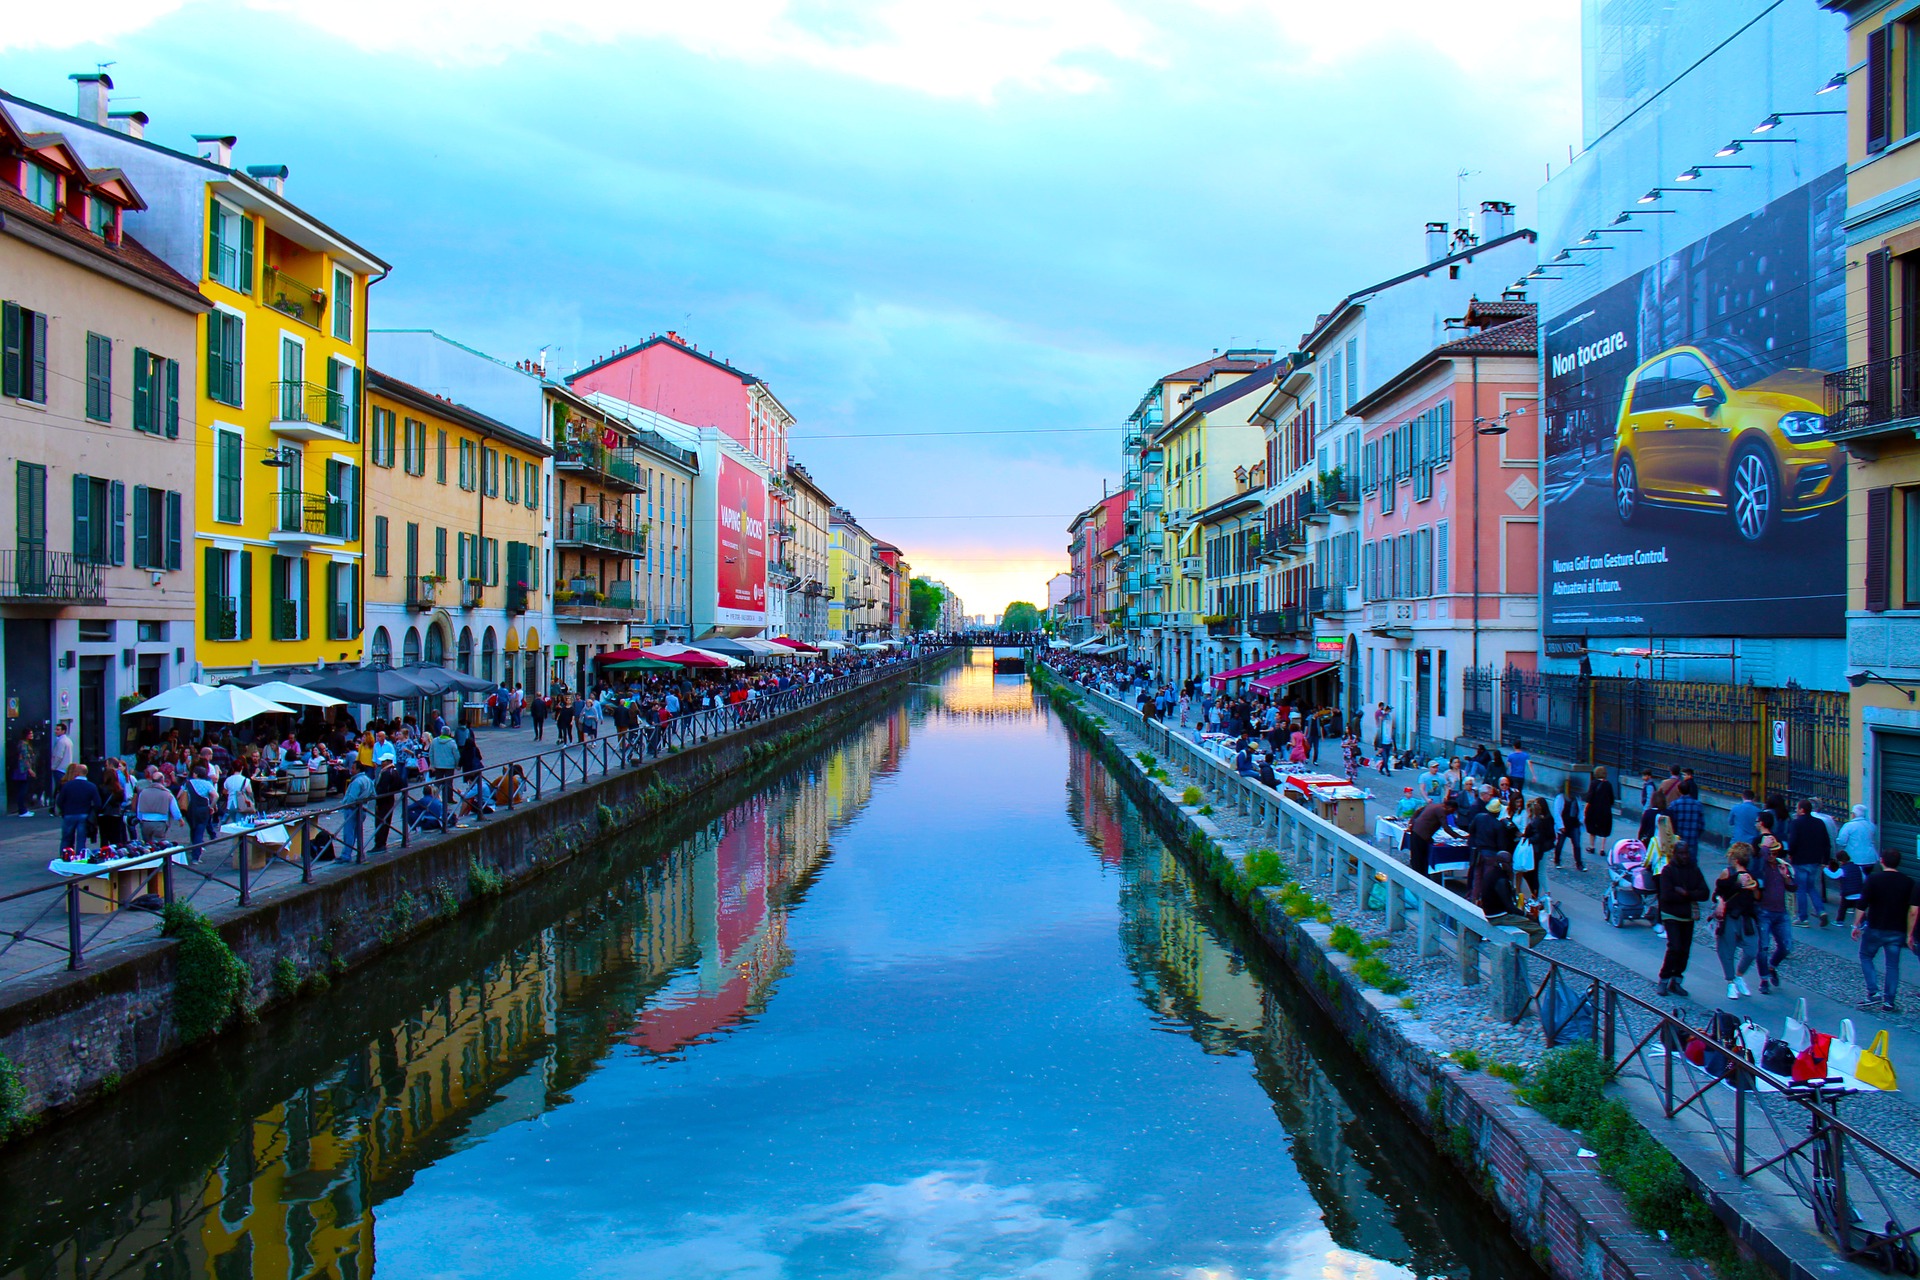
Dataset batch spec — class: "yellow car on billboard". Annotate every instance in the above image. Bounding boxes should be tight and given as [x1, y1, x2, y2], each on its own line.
[1611, 341, 1840, 543]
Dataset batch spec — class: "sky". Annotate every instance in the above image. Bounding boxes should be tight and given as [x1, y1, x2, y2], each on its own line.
[1, 0, 1582, 618]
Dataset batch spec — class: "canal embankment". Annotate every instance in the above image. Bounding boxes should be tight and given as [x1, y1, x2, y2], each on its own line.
[1033, 666, 1836, 1280]
[0, 650, 958, 1138]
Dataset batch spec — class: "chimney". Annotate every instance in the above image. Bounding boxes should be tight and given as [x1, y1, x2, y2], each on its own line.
[70, 72, 111, 125]
[1426, 221, 1449, 263]
[245, 164, 287, 195]
[193, 134, 236, 168]
[107, 111, 148, 139]
[1479, 199, 1516, 241]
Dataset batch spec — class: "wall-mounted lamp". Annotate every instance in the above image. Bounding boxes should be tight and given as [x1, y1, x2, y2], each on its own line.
[1754, 110, 1844, 132]
[1848, 670, 1920, 702]
[1715, 138, 1793, 157]
[1640, 187, 1713, 203]
[1677, 164, 1750, 181]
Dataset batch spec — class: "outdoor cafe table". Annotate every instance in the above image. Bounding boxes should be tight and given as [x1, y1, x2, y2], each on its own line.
[48, 848, 190, 913]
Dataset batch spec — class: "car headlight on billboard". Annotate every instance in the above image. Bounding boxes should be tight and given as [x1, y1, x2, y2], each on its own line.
[1776, 411, 1826, 439]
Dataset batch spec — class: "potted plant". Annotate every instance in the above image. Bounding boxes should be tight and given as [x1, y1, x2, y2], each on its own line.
[555, 589, 576, 603]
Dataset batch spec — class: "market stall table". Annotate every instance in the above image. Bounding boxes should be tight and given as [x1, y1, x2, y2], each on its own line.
[48, 849, 190, 913]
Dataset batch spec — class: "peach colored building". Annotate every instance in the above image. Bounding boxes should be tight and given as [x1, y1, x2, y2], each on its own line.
[1351, 298, 1539, 755]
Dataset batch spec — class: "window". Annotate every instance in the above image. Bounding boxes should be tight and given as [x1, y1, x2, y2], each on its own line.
[332, 268, 354, 342]
[137, 621, 166, 643]
[25, 163, 58, 213]
[526, 460, 539, 509]
[203, 547, 251, 640]
[326, 561, 357, 640]
[326, 357, 359, 441]
[269, 555, 308, 640]
[132, 486, 183, 571]
[434, 526, 448, 578]
[207, 198, 253, 292]
[371, 406, 397, 467]
[1345, 337, 1358, 405]
[2, 302, 49, 403]
[403, 418, 426, 475]
[89, 199, 114, 240]
[1436, 520, 1449, 598]
[132, 349, 180, 437]
[436, 430, 448, 484]
[78, 619, 113, 642]
[206, 309, 243, 406]
[504, 454, 519, 503]
[84, 333, 112, 421]
[373, 515, 390, 577]
[404, 522, 419, 582]
[325, 460, 359, 539]
[214, 429, 243, 523]
[482, 445, 498, 497]
[72, 475, 123, 565]
[16, 462, 47, 554]
[1437, 651, 1448, 718]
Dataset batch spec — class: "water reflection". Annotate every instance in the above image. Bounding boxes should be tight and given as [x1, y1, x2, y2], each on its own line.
[0, 653, 1533, 1279]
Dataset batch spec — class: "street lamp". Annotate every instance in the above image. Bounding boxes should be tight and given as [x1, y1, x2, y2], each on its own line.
[1754, 111, 1844, 132]
[1715, 138, 1792, 156]
[1677, 164, 1750, 181]
[1640, 187, 1713, 202]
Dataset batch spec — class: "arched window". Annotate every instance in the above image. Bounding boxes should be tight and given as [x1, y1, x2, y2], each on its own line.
[403, 628, 422, 666]
[425, 623, 446, 667]
[481, 626, 498, 683]
[369, 627, 392, 667]
[457, 627, 474, 674]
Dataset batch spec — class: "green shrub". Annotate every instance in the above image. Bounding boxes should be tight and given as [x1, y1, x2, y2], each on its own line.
[1488, 1060, 1526, 1084]
[1136, 751, 1156, 767]
[1181, 785, 1202, 806]
[1328, 923, 1364, 953]
[0, 1053, 24, 1139]
[468, 858, 504, 897]
[272, 957, 300, 999]
[596, 803, 617, 831]
[1450, 1047, 1482, 1072]
[1518, 1043, 1608, 1129]
[161, 903, 248, 1043]
[432, 882, 459, 916]
[1241, 849, 1286, 888]
[1197, 804, 1214, 815]
[1351, 954, 1408, 994]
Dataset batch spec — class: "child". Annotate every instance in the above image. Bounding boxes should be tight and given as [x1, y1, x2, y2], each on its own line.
[1639, 770, 1656, 808]
[1826, 851, 1866, 926]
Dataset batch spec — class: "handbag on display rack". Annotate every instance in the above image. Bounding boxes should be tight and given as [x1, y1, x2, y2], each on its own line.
[1827, 1019, 1863, 1083]
[1856, 1030, 1899, 1091]
[1783, 998, 1813, 1055]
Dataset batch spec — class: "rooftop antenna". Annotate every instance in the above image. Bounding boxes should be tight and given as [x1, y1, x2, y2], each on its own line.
[1456, 168, 1482, 228]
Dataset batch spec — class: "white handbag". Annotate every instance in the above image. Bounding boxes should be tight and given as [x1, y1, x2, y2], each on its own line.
[1828, 1018, 1862, 1082]
[1783, 998, 1812, 1055]
[1739, 1018, 1771, 1064]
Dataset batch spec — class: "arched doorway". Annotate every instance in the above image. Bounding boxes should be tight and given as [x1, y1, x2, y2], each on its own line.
[424, 623, 446, 668]
[481, 626, 498, 683]
[503, 626, 521, 687]
[457, 627, 474, 675]
[523, 626, 542, 694]
[402, 627, 422, 667]
[368, 627, 391, 667]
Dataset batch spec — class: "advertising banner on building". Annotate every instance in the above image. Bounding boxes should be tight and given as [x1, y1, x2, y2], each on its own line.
[1541, 169, 1846, 638]
[715, 454, 768, 628]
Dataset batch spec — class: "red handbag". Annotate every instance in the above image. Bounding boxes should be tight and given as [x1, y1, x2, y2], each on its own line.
[1684, 1036, 1708, 1067]
[1791, 1030, 1833, 1082]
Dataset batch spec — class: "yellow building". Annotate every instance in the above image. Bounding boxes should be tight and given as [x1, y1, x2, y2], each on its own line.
[1825, 1, 1920, 845]
[364, 370, 550, 688]
[828, 508, 878, 641]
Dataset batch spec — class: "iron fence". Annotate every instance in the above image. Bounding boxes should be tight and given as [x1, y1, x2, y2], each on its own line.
[1500, 668, 1587, 762]
[1461, 666, 1495, 741]
[0, 650, 949, 985]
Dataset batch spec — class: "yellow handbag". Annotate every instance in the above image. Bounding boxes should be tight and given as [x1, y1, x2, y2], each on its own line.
[1856, 1030, 1898, 1091]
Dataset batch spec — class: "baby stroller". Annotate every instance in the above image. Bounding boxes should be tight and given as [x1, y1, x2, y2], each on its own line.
[1602, 838, 1656, 927]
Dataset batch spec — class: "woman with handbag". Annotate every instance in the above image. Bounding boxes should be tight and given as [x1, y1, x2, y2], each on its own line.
[1520, 796, 1554, 898]
[1713, 843, 1763, 1000]
[1581, 765, 1614, 871]
[1655, 845, 1709, 996]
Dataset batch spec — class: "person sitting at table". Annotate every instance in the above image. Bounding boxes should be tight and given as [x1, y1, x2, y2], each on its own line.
[1406, 794, 1459, 877]
[372, 730, 398, 771]
[1234, 740, 1255, 777]
[133, 767, 181, 844]
[54, 763, 100, 856]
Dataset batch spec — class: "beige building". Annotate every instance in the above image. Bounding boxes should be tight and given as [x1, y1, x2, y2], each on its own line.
[1, 103, 209, 764]
[787, 461, 833, 642]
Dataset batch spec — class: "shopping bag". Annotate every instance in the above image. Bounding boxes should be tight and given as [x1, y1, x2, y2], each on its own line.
[1783, 998, 1812, 1055]
[1539, 970, 1596, 1047]
[1513, 837, 1536, 873]
[1856, 1030, 1898, 1091]
[1828, 1019, 1862, 1082]
[1547, 902, 1571, 940]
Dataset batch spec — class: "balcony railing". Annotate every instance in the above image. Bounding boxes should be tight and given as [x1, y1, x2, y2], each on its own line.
[553, 439, 644, 491]
[507, 582, 529, 614]
[406, 576, 439, 612]
[556, 511, 646, 556]
[270, 599, 302, 642]
[206, 595, 239, 641]
[1825, 355, 1920, 444]
[270, 381, 351, 438]
[263, 265, 327, 328]
[460, 580, 483, 609]
[1321, 473, 1360, 510]
[0, 550, 105, 604]
[554, 579, 644, 619]
[274, 489, 349, 540]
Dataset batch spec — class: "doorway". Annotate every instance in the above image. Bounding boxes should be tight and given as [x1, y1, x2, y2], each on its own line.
[78, 655, 109, 766]
[1415, 650, 1433, 762]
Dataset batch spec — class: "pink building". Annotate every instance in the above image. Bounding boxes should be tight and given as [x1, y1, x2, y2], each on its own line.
[1351, 298, 1540, 755]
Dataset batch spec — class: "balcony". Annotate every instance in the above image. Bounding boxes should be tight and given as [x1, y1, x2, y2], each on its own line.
[507, 582, 528, 614]
[556, 510, 646, 556]
[1366, 599, 1415, 636]
[1205, 616, 1241, 637]
[0, 551, 105, 605]
[1179, 556, 1202, 577]
[1143, 449, 1164, 472]
[1124, 465, 1143, 488]
[1300, 491, 1330, 524]
[206, 595, 239, 641]
[406, 576, 440, 612]
[460, 580, 484, 609]
[1825, 356, 1920, 454]
[269, 380, 353, 443]
[553, 439, 645, 492]
[1123, 428, 1144, 452]
[270, 489, 349, 548]
[554, 579, 644, 621]
[269, 599, 302, 642]
[1322, 473, 1360, 512]
[1145, 564, 1170, 586]
[1142, 486, 1164, 508]
[263, 265, 328, 329]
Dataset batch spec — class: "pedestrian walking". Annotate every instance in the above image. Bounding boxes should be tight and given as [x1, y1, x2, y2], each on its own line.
[1581, 765, 1614, 869]
[1551, 777, 1582, 868]
[338, 763, 375, 861]
[53, 764, 99, 856]
[1655, 845, 1709, 997]
[1713, 843, 1762, 1000]
[530, 690, 549, 741]
[1854, 847, 1916, 1012]
[1751, 835, 1792, 994]
[1786, 798, 1832, 927]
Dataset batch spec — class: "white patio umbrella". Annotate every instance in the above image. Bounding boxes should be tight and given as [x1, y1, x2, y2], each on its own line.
[127, 684, 296, 724]
[245, 680, 346, 709]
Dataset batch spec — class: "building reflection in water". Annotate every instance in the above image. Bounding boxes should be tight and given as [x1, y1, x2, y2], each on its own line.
[2, 705, 914, 1280]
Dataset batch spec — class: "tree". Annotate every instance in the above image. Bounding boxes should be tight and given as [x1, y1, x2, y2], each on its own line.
[910, 577, 945, 631]
[1000, 601, 1041, 632]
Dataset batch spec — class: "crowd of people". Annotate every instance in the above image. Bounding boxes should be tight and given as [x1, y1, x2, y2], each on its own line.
[1047, 648, 1918, 1013]
[19, 646, 932, 866]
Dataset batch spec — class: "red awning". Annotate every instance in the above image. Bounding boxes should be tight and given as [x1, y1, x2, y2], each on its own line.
[1250, 659, 1338, 692]
[770, 636, 822, 653]
[1209, 652, 1305, 687]
[600, 648, 650, 663]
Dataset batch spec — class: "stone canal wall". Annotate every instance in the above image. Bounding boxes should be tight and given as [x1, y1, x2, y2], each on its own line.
[0, 651, 958, 1136]
[1034, 669, 1719, 1280]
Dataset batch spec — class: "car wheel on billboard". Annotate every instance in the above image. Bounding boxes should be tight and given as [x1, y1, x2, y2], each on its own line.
[1613, 455, 1640, 526]
[1728, 446, 1777, 543]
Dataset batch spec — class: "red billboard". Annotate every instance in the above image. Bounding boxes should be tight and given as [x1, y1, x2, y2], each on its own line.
[716, 454, 768, 627]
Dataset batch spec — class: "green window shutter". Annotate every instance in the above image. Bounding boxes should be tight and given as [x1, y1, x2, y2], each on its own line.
[165, 490, 182, 569]
[373, 515, 388, 576]
[297, 557, 309, 639]
[109, 480, 125, 566]
[238, 550, 253, 640]
[132, 345, 150, 429]
[206, 311, 223, 396]
[1, 302, 20, 398]
[27, 311, 45, 402]
[325, 559, 337, 637]
[354, 563, 363, 634]
[238, 215, 255, 294]
[165, 359, 180, 438]
[269, 555, 288, 639]
[204, 546, 222, 638]
[207, 195, 223, 281]
[133, 486, 151, 568]
[351, 364, 363, 443]
[73, 473, 92, 562]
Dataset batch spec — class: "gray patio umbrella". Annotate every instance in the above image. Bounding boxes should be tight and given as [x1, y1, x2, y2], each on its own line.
[298, 666, 444, 702]
[402, 664, 495, 694]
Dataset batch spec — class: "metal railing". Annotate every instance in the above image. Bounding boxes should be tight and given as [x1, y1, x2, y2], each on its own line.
[271, 380, 350, 432]
[206, 596, 240, 642]
[407, 575, 440, 611]
[1825, 354, 1920, 441]
[275, 488, 349, 539]
[0, 648, 952, 985]
[553, 438, 643, 490]
[0, 549, 105, 603]
[263, 266, 327, 328]
[269, 599, 303, 642]
[1512, 947, 1920, 1271]
[556, 512, 645, 556]
[554, 580, 642, 619]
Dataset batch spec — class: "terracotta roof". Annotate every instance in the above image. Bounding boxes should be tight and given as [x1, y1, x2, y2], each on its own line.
[0, 181, 204, 307]
[1463, 296, 1533, 324]
[1160, 354, 1265, 385]
[1436, 311, 1537, 356]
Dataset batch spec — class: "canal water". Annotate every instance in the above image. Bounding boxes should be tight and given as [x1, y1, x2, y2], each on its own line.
[0, 651, 1539, 1279]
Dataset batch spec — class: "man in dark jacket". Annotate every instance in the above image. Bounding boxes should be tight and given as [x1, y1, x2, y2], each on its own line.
[372, 757, 405, 852]
[1786, 798, 1833, 927]
[1406, 795, 1457, 876]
